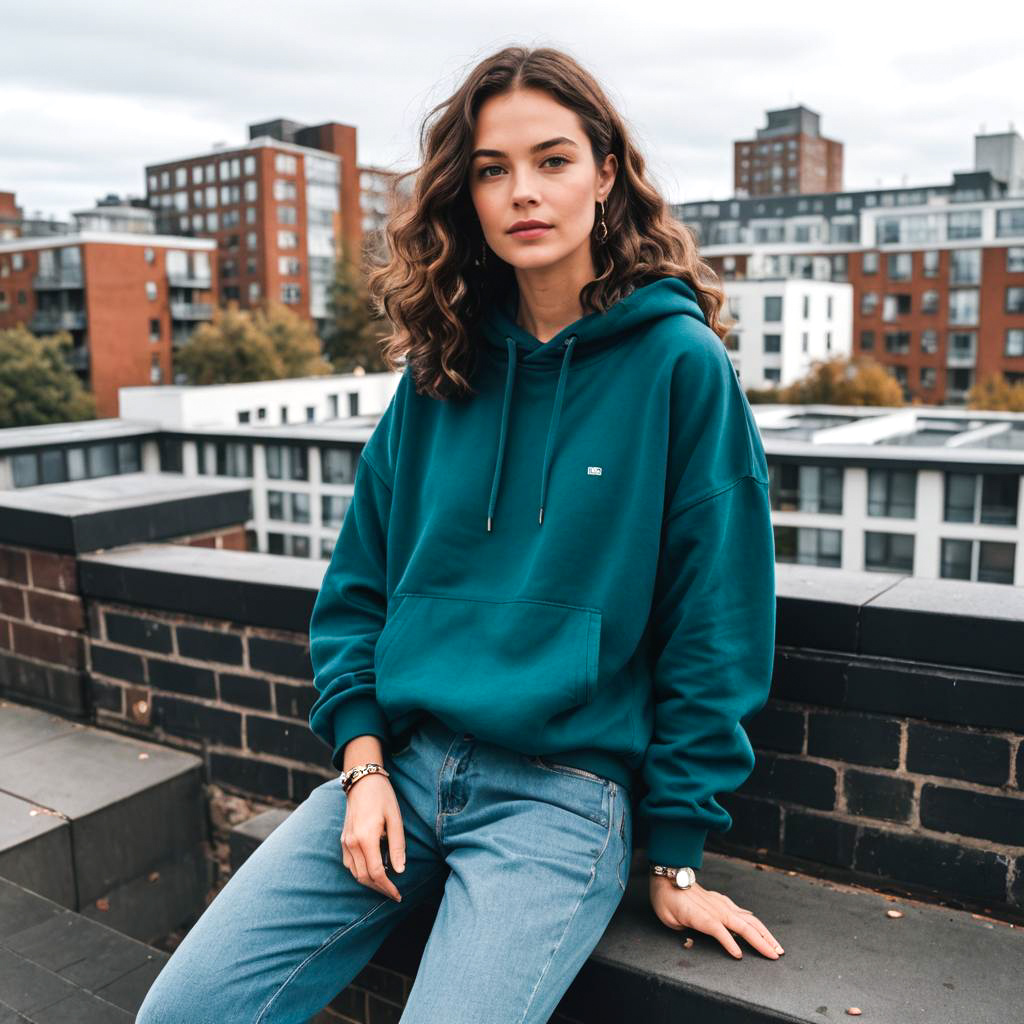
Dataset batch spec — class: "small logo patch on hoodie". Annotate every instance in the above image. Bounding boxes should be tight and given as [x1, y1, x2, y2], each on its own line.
[587, 466, 603, 475]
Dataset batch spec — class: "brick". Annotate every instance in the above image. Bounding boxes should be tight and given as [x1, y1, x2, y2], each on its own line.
[843, 769, 914, 823]
[210, 752, 290, 800]
[746, 703, 804, 754]
[275, 683, 315, 721]
[247, 715, 331, 766]
[27, 590, 85, 631]
[28, 550, 78, 593]
[855, 826, 1008, 904]
[106, 612, 172, 654]
[769, 650, 847, 706]
[152, 695, 242, 747]
[0, 581, 26, 618]
[91, 678, 126, 713]
[148, 658, 216, 699]
[249, 636, 312, 680]
[715, 792, 781, 851]
[783, 809, 858, 868]
[742, 752, 836, 810]
[906, 723, 1011, 787]
[1017, 743, 1024, 789]
[292, 768, 336, 803]
[90, 644, 145, 684]
[0, 546, 28, 584]
[355, 962, 406, 1004]
[177, 626, 243, 666]
[919, 783, 1024, 846]
[11, 621, 85, 668]
[807, 711, 900, 768]
[86, 603, 104, 639]
[219, 672, 272, 710]
[0, 650, 86, 712]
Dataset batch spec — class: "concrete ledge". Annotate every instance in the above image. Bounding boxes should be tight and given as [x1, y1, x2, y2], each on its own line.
[0, 473, 252, 554]
[0, 875, 168, 1021]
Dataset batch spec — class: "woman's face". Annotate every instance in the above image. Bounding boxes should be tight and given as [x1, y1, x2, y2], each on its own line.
[468, 87, 616, 275]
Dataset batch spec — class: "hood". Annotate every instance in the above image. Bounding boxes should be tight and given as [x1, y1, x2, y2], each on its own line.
[476, 275, 707, 532]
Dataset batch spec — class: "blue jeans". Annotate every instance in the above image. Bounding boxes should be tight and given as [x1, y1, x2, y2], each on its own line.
[136, 712, 633, 1023]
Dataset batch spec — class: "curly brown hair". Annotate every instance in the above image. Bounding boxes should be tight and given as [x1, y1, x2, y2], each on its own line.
[366, 45, 733, 402]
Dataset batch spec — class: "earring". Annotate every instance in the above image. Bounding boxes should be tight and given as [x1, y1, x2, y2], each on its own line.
[596, 199, 608, 244]
[474, 237, 487, 269]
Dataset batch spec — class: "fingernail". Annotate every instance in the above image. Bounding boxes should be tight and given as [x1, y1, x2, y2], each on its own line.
[397, 863, 405, 873]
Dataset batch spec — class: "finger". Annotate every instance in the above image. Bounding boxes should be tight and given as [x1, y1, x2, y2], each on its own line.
[384, 806, 407, 873]
[362, 834, 401, 901]
[727, 914, 781, 959]
[744, 915, 785, 954]
[707, 919, 744, 958]
[348, 836, 370, 886]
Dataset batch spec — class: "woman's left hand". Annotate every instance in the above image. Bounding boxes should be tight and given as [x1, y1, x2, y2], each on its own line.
[649, 875, 785, 960]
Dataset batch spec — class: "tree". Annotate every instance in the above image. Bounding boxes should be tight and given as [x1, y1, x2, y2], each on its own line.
[0, 325, 96, 428]
[253, 300, 332, 379]
[175, 301, 329, 385]
[966, 371, 1024, 412]
[322, 238, 388, 373]
[745, 355, 905, 406]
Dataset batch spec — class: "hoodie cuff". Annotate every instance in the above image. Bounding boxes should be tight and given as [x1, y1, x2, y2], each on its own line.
[646, 822, 709, 870]
[329, 694, 392, 772]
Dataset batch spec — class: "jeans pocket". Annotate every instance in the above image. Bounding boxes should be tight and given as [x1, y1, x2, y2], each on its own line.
[615, 801, 629, 893]
[528, 756, 611, 789]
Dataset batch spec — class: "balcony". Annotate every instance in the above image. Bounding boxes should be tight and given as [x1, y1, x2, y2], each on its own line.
[65, 345, 90, 371]
[170, 301, 213, 321]
[29, 309, 87, 333]
[32, 267, 84, 289]
[168, 272, 213, 290]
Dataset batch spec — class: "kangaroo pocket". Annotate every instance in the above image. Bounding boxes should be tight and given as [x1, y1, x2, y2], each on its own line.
[373, 592, 601, 741]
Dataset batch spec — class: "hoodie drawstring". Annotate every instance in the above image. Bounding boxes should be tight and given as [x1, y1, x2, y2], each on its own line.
[486, 334, 578, 532]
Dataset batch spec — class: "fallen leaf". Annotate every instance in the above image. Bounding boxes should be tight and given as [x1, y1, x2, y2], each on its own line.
[886, 910, 903, 918]
[95, 898, 110, 912]
[846, 1008, 862, 1016]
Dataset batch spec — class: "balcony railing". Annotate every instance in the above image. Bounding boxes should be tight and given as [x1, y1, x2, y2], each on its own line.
[170, 301, 213, 321]
[168, 272, 213, 290]
[33, 267, 84, 289]
[29, 309, 87, 333]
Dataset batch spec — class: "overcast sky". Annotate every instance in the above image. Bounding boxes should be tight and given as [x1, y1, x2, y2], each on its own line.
[3, 0, 1022, 222]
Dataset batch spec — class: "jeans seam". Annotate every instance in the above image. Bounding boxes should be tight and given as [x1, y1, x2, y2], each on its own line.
[252, 868, 445, 1024]
[516, 786, 616, 1024]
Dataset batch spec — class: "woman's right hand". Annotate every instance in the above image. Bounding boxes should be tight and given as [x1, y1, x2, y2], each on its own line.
[340, 744, 408, 902]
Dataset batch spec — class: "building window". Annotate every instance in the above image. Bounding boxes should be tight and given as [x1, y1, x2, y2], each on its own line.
[921, 328, 938, 353]
[859, 329, 875, 350]
[802, 294, 810, 319]
[773, 525, 842, 567]
[948, 289, 979, 325]
[145, 281, 157, 300]
[278, 230, 298, 249]
[867, 468, 916, 517]
[244, 180, 258, 202]
[944, 471, 1018, 525]
[768, 463, 843, 514]
[321, 494, 352, 528]
[281, 283, 302, 303]
[941, 538, 1016, 584]
[949, 249, 981, 285]
[763, 333, 781, 353]
[149, 318, 161, 341]
[862, 251, 878, 274]
[887, 252, 912, 280]
[861, 292, 878, 316]
[1006, 329, 1024, 357]
[882, 294, 912, 321]
[864, 531, 914, 573]
[206, 212, 219, 231]
[244, 155, 256, 175]
[920, 366, 937, 389]
[884, 331, 911, 354]
[144, 247, 155, 264]
[321, 447, 356, 484]
[273, 179, 297, 201]
[922, 250, 939, 277]
[275, 153, 298, 175]
[1006, 287, 1024, 314]
[277, 205, 297, 224]
[947, 211, 982, 240]
[215, 442, 253, 477]
[763, 295, 782, 321]
[921, 290, 939, 314]
[265, 444, 308, 481]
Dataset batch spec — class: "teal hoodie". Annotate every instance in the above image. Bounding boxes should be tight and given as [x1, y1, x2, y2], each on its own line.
[308, 275, 776, 868]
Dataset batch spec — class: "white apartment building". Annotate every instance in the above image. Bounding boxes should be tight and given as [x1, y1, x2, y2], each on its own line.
[721, 278, 853, 388]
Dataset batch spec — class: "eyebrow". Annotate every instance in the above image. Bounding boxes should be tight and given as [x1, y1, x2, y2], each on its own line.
[469, 136, 579, 161]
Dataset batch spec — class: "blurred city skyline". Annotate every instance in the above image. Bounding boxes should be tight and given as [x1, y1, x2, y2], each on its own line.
[2, 0, 1022, 222]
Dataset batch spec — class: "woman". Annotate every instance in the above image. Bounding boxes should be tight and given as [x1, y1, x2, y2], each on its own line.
[137, 45, 782, 1024]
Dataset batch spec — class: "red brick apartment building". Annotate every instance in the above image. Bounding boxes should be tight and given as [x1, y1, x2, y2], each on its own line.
[734, 105, 843, 198]
[677, 122, 1024, 406]
[0, 234, 217, 417]
[144, 118, 386, 337]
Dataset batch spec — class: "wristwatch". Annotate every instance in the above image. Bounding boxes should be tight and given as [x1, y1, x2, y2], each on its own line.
[649, 864, 696, 889]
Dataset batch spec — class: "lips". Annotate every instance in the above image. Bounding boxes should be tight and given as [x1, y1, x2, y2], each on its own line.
[508, 221, 552, 233]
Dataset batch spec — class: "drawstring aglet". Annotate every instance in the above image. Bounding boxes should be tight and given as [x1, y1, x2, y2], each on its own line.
[487, 515, 493, 532]
[538, 506, 544, 525]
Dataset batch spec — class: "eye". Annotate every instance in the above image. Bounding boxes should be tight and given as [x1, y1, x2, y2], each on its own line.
[543, 155, 569, 168]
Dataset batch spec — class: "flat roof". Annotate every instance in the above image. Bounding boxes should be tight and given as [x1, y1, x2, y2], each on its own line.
[0, 231, 216, 254]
